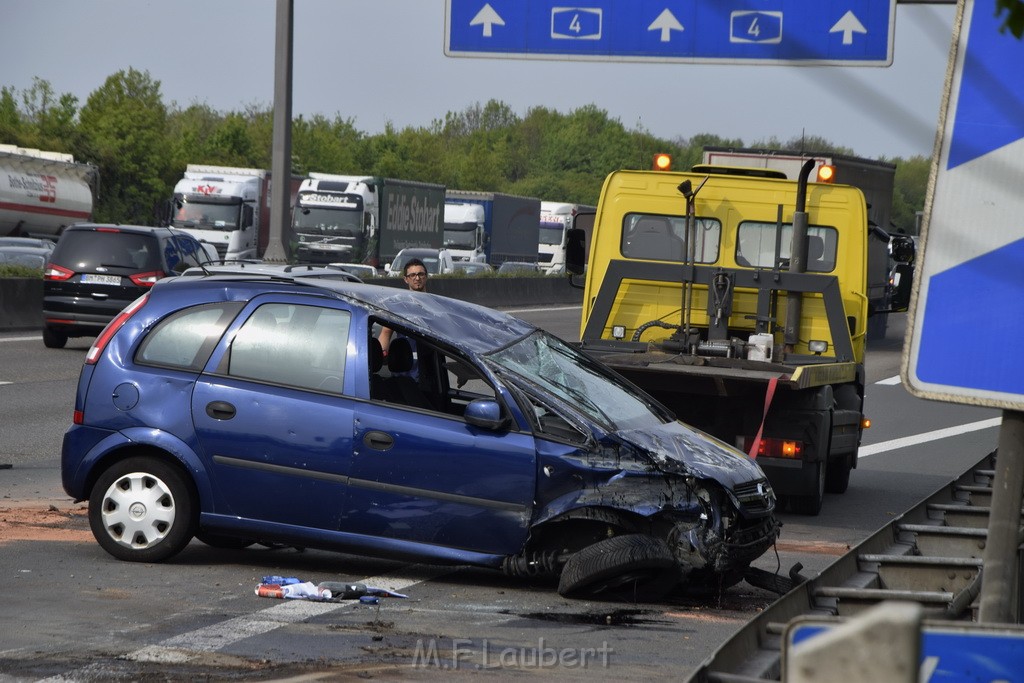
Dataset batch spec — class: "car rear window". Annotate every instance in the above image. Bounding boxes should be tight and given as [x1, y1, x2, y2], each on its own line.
[53, 230, 162, 271]
[136, 302, 244, 371]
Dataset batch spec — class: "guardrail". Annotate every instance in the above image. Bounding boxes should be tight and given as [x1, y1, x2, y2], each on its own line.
[0, 276, 584, 332]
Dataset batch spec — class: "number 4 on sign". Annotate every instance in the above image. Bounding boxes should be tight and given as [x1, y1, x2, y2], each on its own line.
[730, 11, 783, 45]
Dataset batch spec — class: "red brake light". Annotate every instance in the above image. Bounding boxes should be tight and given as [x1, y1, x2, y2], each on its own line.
[129, 271, 165, 287]
[85, 293, 150, 365]
[44, 264, 74, 281]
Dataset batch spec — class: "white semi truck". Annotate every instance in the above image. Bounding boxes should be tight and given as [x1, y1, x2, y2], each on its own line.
[537, 201, 595, 275]
[0, 145, 96, 238]
[443, 200, 487, 263]
[291, 174, 445, 268]
[170, 165, 303, 261]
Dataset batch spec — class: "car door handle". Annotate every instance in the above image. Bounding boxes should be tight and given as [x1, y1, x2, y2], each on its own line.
[363, 430, 394, 451]
[206, 401, 236, 420]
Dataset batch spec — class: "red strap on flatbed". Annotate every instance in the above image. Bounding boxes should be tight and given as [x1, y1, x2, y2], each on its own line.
[747, 376, 779, 459]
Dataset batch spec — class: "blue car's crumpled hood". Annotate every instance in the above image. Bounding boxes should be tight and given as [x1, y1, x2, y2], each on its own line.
[616, 418, 767, 490]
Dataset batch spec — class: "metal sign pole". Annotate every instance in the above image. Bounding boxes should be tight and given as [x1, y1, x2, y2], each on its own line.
[979, 411, 1024, 624]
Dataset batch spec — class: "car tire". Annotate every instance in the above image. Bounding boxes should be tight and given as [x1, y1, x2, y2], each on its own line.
[195, 532, 256, 550]
[42, 327, 68, 349]
[557, 534, 678, 602]
[88, 456, 197, 563]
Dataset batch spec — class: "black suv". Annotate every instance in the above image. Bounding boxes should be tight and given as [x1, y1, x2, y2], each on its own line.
[43, 224, 211, 348]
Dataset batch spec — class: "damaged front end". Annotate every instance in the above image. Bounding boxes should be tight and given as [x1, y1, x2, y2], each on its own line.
[506, 420, 779, 590]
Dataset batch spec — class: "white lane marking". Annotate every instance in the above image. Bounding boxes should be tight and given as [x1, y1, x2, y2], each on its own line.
[876, 375, 902, 385]
[858, 417, 1001, 458]
[38, 565, 451, 679]
[0, 335, 41, 343]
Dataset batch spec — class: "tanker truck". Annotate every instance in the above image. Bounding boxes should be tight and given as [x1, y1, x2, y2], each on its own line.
[0, 145, 97, 238]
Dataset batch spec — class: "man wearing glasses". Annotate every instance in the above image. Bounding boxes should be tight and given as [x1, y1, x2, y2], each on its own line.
[377, 259, 428, 353]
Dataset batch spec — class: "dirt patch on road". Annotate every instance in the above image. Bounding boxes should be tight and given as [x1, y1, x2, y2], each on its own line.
[0, 504, 92, 544]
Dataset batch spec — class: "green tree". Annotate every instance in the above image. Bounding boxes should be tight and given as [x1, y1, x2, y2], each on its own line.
[78, 68, 168, 223]
[0, 87, 24, 144]
[891, 155, 931, 235]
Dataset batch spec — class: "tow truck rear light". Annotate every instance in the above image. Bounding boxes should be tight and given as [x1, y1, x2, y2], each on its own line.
[44, 264, 74, 281]
[744, 437, 803, 459]
[85, 293, 149, 365]
[128, 270, 165, 287]
[816, 165, 836, 183]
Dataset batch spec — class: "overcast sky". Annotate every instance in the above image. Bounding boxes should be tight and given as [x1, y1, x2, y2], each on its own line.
[2, 1, 957, 160]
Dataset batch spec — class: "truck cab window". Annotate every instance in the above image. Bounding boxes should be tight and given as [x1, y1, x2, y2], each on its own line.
[621, 213, 721, 263]
[736, 222, 838, 272]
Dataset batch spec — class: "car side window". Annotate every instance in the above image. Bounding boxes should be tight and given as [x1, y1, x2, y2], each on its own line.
[369, 324, 499, 418]
[136, 302, 244, 371]
[228, 303, 351, 394]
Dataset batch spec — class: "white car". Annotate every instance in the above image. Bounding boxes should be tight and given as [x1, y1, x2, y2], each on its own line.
[387, 248, 455, 276]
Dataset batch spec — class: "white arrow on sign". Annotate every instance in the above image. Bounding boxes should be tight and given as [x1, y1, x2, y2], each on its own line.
[829, 11, 867, 45]
[648, 9, 684, 42]
[470, 3, 505, 37]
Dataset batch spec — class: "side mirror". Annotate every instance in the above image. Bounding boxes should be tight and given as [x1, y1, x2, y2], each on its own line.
[889, 235, 916, 265]
[464, 398, 509, 431]
[565, 228, 586, 276]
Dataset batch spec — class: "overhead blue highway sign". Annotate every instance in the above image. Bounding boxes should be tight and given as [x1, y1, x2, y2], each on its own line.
[445, 1, 895, 65]
[905, 0, 1024, 409]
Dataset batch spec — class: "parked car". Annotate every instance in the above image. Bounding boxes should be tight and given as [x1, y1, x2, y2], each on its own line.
[42, 224, 213, 349]
[0, 236, 56, 254]
[61, 272, 778, 600]
[386, 247, 454, 276]
[497, 261, 540, 275]
[0, 244, 51, 270]
[451, 261, 494, 276]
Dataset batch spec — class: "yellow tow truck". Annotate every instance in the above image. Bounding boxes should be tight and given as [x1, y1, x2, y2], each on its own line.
[566, 159, 914, 514]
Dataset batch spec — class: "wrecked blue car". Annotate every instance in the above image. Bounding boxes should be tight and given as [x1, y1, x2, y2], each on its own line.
[61, 271, 778, 599]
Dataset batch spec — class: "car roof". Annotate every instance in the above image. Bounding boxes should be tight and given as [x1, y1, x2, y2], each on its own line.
[155, 274, 535, 354]
[182, 262, 363, 283]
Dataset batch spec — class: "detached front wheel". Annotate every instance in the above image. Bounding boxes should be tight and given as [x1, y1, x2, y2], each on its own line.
[558, 534, 678, 602]
[88, 457, 197, 563]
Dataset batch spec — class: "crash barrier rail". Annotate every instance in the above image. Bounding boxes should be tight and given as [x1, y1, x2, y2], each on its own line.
[687, 448, 1024, 682]
[0, 276, 584, 332]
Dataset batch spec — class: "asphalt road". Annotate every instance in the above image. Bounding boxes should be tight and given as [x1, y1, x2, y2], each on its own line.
[0, 310, 1002, 681]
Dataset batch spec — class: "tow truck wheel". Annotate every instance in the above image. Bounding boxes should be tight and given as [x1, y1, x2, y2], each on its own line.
[825, 454, 853, 494]
[788, 461, 825, 516]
